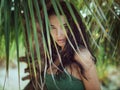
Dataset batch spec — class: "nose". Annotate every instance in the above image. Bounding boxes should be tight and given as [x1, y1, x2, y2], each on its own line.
[57, 28, 64, 37]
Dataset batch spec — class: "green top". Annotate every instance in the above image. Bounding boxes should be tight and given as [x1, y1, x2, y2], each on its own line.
[45, 71, 85, 90]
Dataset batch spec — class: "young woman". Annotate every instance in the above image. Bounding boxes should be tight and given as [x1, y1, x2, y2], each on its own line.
[43, 1, 101, 90]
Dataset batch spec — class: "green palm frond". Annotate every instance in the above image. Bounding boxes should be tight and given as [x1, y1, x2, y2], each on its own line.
[0, 0, 120, 90]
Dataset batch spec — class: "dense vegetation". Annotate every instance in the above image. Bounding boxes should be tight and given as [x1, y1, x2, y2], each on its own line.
[0, 0, 120, 90]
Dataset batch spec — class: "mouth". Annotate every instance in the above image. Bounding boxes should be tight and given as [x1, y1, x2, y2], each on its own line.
[57, 39, 66, 43]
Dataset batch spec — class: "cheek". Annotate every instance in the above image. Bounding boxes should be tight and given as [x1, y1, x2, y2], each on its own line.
[50, 31, 56, 40]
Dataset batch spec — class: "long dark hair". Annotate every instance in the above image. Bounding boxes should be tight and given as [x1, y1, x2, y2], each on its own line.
[43, 1, 96, 77]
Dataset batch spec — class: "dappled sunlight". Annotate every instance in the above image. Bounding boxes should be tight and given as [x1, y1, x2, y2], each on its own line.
[100, 66, 120, 90]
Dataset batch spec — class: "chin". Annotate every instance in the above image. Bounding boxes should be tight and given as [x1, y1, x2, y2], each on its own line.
[58, 44, 65, 48]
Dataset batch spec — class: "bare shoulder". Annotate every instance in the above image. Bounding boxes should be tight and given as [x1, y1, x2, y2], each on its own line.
[73, 47, 101, 90]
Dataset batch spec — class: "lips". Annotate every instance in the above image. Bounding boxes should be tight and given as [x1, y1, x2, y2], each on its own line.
[57, 39, 65, 43]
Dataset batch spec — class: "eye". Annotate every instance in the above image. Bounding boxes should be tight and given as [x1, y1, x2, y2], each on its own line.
[50, 25, 57, 30]
[64, 25, 69, 30]
[51, 26, 56, 30]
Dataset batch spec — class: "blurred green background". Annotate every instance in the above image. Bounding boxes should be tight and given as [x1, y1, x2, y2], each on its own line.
[0, 0, 120, 90]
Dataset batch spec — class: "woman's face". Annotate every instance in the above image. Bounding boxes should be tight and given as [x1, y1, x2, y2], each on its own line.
[49, 15, 67, 49]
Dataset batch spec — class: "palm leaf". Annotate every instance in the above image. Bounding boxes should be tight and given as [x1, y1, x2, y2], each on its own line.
[0, 0, 120, 89]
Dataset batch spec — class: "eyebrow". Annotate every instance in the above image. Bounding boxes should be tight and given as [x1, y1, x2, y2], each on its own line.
[50, 25, 56, 29]
[50, 25, 55, 27]
[50, 25, 56, 27]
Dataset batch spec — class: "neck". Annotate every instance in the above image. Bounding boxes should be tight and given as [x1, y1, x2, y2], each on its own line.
[61, 47, 64, 51]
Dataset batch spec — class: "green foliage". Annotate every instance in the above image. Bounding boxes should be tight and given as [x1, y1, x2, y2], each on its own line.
[0, 0, 120, 89]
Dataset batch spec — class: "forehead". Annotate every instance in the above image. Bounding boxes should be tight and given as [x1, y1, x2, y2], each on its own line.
[49, 15, 66, 25]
